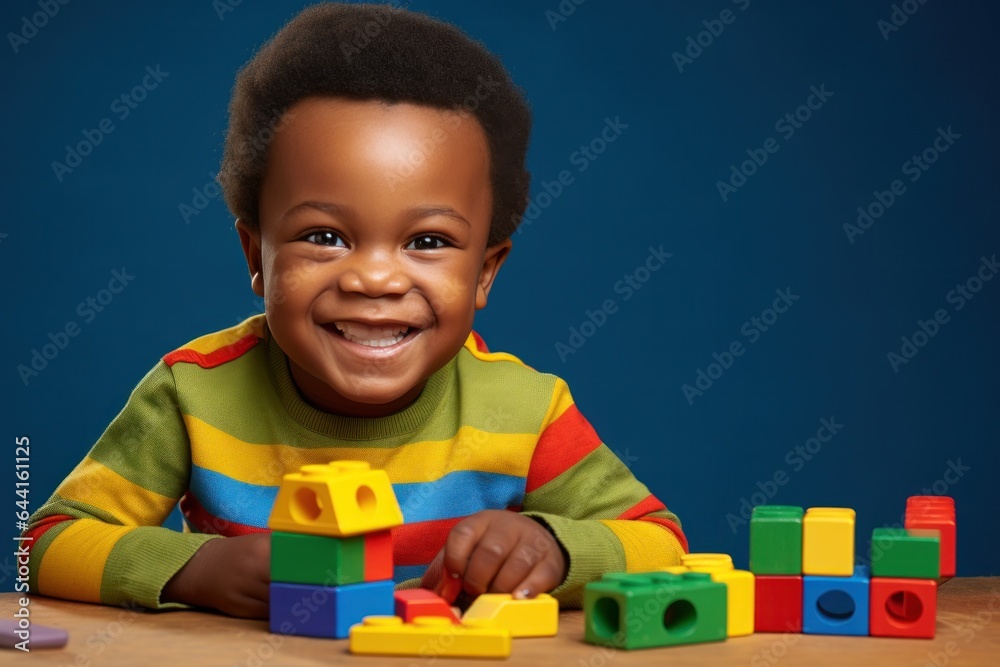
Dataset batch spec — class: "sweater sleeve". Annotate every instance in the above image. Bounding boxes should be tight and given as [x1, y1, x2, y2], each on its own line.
[519, 377, 688, 608]
[21, 361, 221, 610]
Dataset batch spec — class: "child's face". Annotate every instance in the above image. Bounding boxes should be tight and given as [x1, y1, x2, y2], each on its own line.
[237, 96, 511, 417]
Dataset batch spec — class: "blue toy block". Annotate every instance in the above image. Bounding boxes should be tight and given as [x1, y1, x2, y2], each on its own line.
[270, 580, 395, 639]
[802, 565, 870, 636]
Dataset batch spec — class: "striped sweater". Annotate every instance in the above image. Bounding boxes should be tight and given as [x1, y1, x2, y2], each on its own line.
[23, 315, 687, 610]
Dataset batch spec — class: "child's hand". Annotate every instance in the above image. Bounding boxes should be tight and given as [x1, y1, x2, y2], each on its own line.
[163, 533, 270, 618]
[421, 510, 567, 602]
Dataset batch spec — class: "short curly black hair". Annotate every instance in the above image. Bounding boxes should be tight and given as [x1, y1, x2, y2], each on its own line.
[218, 1, 533, 247]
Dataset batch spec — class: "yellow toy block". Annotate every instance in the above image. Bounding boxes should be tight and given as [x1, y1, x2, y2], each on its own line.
[802, 507, 856, 576]
[461, 593, 558, 637]
[349, 616, 511, 659]
[657, 565, 690, 575]
[268, 461, 404, 537]
[682, 553, 755, 637]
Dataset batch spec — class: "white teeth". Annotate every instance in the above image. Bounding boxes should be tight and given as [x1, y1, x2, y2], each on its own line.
[333, 322, 410, 348]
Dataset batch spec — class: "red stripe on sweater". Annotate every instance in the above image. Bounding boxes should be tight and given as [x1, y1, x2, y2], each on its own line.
[525, 404, 603, 493]
[618, 493, 666, 520]
[393, 517, 464, 566]
[470, 330, 490, 353]
[163, 334, 260, 369]
[22, 514, 76, 555]
[637, 516, 689, 553]
[179, 492, 266, 536]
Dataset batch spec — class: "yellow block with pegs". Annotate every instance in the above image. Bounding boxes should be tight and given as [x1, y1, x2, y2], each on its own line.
[349, 616, 511, 658]
[682, 553, 755, 637]
[461, 593, 558, 637]
[802, 507, 856, 576]
[268, 461, 404, 537]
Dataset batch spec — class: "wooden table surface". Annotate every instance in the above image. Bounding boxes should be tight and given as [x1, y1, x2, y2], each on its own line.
[2, 578, 998, 666]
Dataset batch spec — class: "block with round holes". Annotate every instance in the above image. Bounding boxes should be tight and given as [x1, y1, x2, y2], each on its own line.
[869, 577, 936, 638]
[268, 461, 404, 537]
[802, 565, 870, 636]
[583, 571, 727, 649]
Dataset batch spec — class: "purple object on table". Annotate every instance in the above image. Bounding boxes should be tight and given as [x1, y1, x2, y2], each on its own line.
[0, 619, 69, 649]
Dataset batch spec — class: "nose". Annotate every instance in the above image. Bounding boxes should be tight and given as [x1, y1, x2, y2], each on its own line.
[337, 246, 412, 296]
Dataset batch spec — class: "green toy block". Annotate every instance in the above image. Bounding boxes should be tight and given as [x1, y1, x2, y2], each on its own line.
[270, 531, 364, 585]
[750, 505, 804, 575]
[870, 527, 940, 578]
[584, 571, 727, 649]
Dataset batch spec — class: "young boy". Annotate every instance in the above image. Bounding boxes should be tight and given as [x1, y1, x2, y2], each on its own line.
[23, 2, 687, 619]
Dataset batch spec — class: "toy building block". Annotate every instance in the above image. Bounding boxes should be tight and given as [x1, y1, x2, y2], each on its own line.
[364, 529, 394, 581]
[755, 575, 802, 633]
[270, 580, 394, 639]
[271, 531, 364, 586]
[905, 497, 956, 578]
[750, 505, 804, 575]
[268, 461, 404, 537]
[802, 565, 870, 636]
[394, 589, 461, 624]
[869, 577, 937, 639]
[870, 528, 940, 579]
[349, 616, 511, 659]
[462, 593, 559, 637]
[584, 571, 727, 649]
[802, 507, 856, 576]
[682, 553, 755, 637]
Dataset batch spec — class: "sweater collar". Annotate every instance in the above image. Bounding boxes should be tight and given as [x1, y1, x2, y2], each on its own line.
[264, 321, 454, 441]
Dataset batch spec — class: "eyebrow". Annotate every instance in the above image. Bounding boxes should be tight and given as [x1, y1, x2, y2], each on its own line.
[284, 201, 471, 227]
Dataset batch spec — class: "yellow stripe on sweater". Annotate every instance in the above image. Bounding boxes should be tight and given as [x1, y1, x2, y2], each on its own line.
[184, 415, 536, 485]
[600, 520, 685, 572]
[37, 520, 134, 603]
[57, 457, 177, 524]
[461, 334, 528, 366]
[179, 315, 264, 354]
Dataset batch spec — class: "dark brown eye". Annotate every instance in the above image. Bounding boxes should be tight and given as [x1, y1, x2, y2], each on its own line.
[303, 231, 343, 246]
[408, 235, 448, 250]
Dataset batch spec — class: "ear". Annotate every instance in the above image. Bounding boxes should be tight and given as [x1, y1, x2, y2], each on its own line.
[475, 238, 512, 310]
[235, 218, 265, 297]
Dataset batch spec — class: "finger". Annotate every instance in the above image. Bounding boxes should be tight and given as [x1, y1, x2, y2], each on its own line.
[462, 525, 521, 597]
[489, 535, 543, 593]
[442, 515, 492, 582]
[421, 548, 445, 590]
[510, 557, 565, 600]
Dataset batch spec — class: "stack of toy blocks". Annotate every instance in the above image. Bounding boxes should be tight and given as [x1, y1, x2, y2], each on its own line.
[750, 505, 804, 633]
[267, 461, 404, 639]
[750, 497, 950, 639]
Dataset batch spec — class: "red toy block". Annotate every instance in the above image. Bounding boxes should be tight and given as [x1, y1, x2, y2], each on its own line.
[905, 499, 956, 578]
[364, 530, 393, 581]
[870, 577, 937, 638]
[754, 575, 802, 633]
[394, 589, 461, 624]
[436, 566, 463, 604]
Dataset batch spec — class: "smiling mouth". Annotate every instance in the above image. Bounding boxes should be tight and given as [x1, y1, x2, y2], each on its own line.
[325, 322, 419, 348]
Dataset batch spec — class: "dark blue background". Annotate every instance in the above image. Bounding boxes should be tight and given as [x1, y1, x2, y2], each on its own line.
[2, 0, 996, 592]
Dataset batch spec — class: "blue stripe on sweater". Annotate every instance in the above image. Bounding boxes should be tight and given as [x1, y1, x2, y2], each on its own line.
[190, 466, 526, 528]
